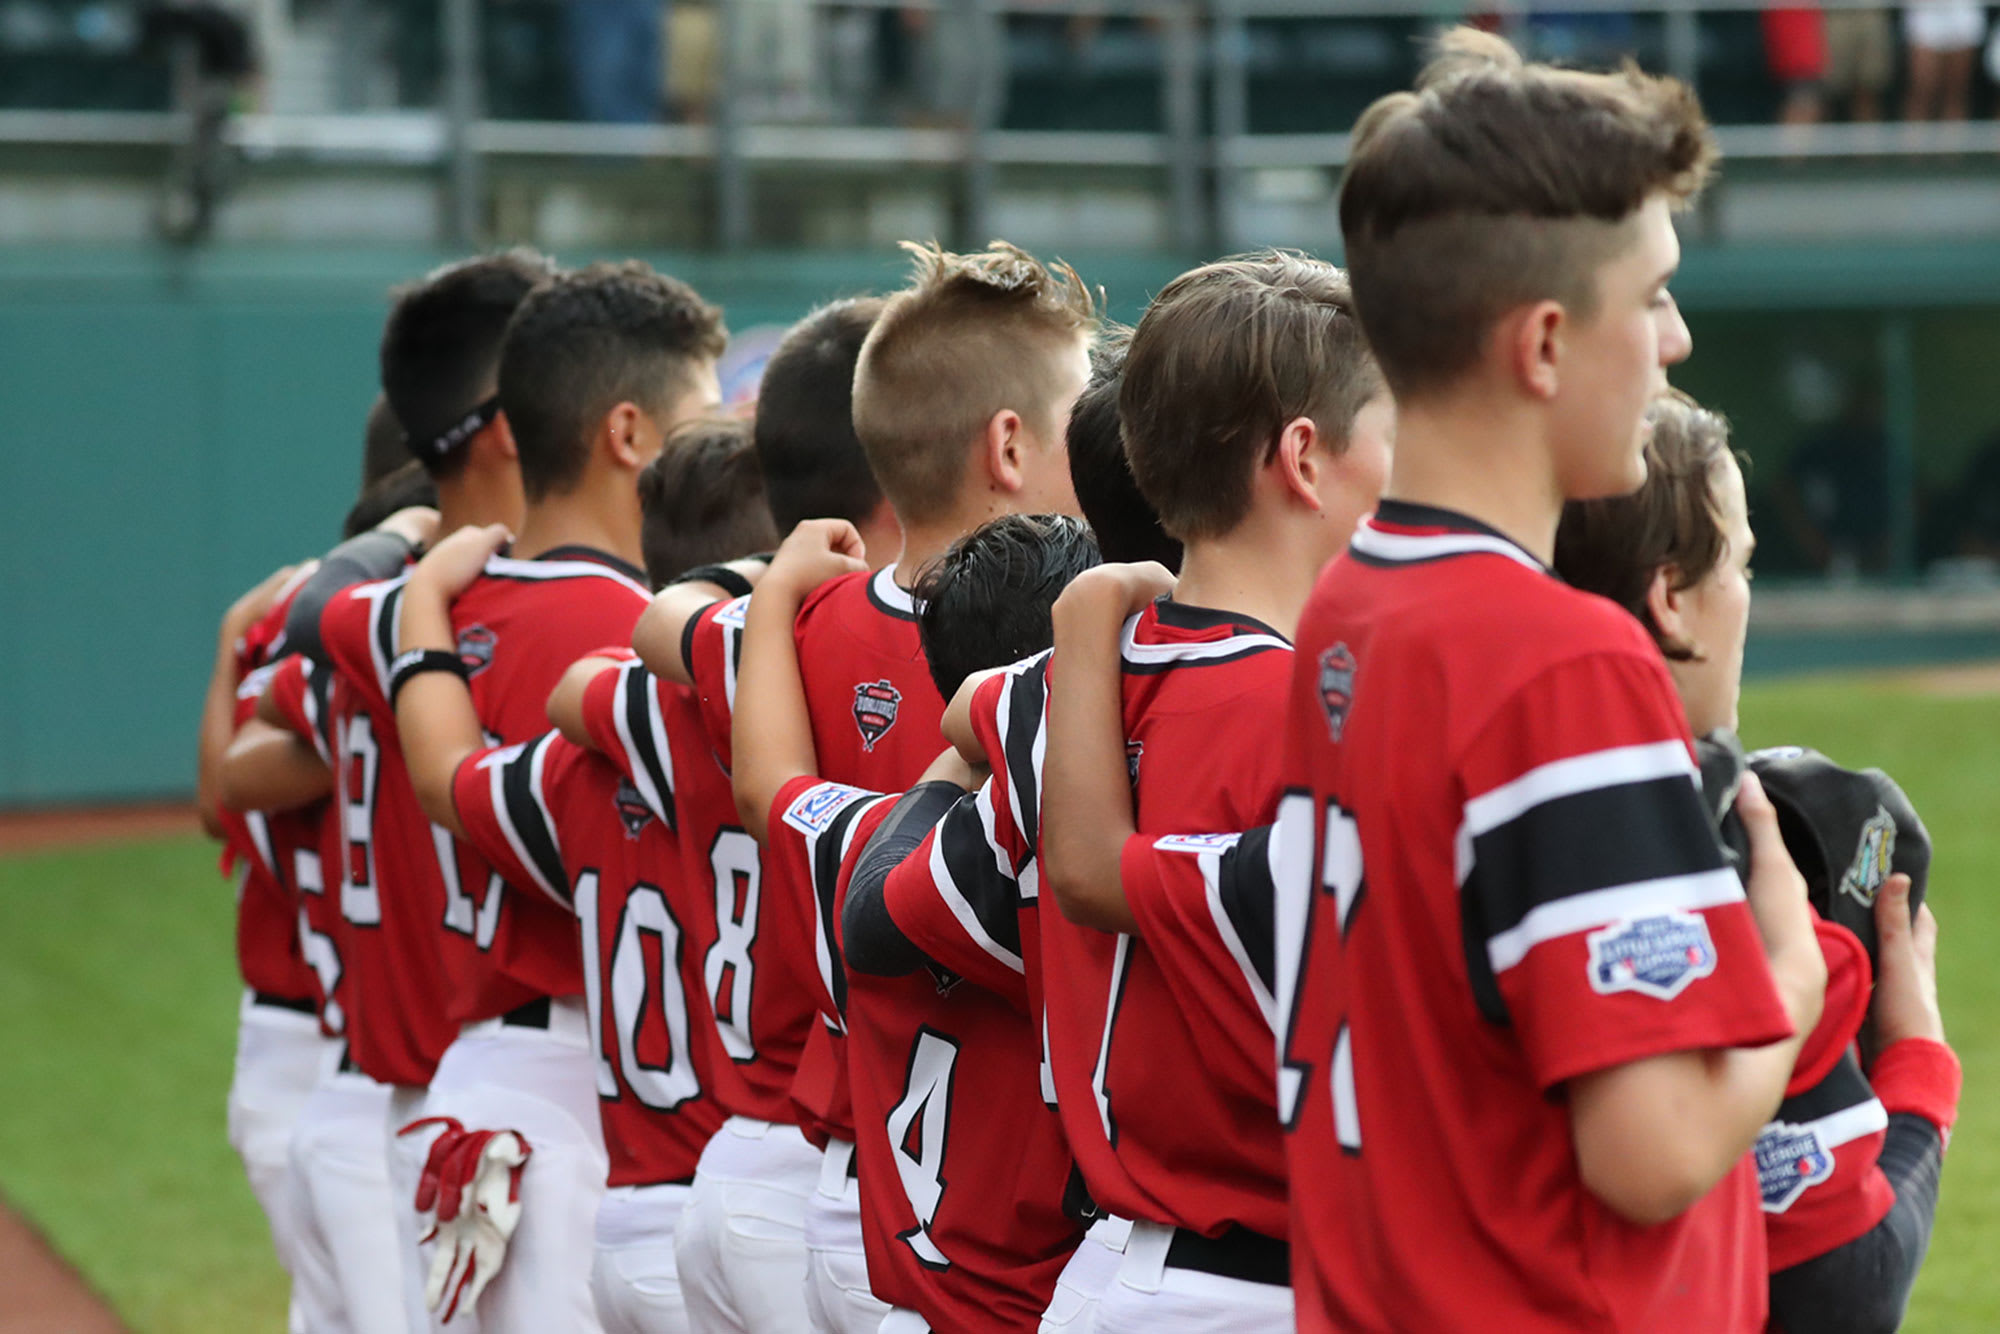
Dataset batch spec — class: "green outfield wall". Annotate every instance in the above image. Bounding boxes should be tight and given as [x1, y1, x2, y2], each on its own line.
[5, 241, 2000, 805]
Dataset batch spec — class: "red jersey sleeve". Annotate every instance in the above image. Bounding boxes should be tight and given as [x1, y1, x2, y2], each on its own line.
[680, 595, 749, 769]
[257, 655, 336, 764]
[880, 780, 1028, 1004]
[1454, 649, 1794, 1090]
[450, 733, 575, 910]
[1121, 825, 1278, 1029]
[319, 575, 405, 715]
[582, 661, 683, 831]
[764, 775, 896, 1024]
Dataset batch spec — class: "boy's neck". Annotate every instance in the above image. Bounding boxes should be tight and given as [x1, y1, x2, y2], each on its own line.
[433, 470, 518, 543]
[1383, 396, 1564, 566]
[1171, 522, 1320, 643]
[510, 479, 643, 569]
[890, 494, 1012, 591]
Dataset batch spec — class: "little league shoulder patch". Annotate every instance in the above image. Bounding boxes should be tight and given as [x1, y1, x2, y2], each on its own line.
[1754, 1121, 1836, 1213]
[853, 680, 902, 751]
[714, 596, 750, 630]
[782, 780, 875, 838]
[1586, 910, 1718, 1001]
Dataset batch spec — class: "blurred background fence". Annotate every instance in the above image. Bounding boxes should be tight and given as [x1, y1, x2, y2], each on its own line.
[3, 0, 2000, 803]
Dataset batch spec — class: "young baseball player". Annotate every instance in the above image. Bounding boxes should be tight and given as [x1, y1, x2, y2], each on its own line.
[340, 261, 725, 1334]
[734, 513, 1103, 1334]
[1271, 29, 1827, 1331]
[526, 298, 898, 1334]
[636, 241, 1096, 1334]
[884, 252, 1390, 1333]
[386, 419, 780, 1334]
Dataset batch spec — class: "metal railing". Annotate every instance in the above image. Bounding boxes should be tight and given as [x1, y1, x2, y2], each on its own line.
[2, 0, 1993, 249]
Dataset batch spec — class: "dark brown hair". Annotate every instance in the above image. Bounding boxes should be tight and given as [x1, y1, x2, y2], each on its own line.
[1119, 251, 1380, 541]
[1340, 27, 1716, 399]
[853, 240, 1099, 524]
[637, 417, 780, 588]
[1554, 389, 1737, 660]
[753, 297, 886, 531]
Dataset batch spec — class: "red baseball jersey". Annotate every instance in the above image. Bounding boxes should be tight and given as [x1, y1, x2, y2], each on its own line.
[579, 660, 819, 1128]
[1757, 917, 1891, 1272]
[307, 577, 460, 1085]
[961, 601, 1296, 1240]
[682, 566, 948, 1139]
[321, 547, 651, 1026]
[766, 775, 1081, 1331]
[451, 729, 729, 1187]
[1274, 502, 1795, 1332]
[257, 653, 347, 1035]
[217, 588, 323, 1009]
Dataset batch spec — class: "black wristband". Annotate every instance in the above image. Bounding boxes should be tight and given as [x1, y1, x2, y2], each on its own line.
[388, 648, 470, 709]
[669, 563, 757, 600]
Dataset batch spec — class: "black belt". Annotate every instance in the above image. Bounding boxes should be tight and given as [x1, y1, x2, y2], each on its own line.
[500, 997, 552, 1029]
[253, 990, 317, 1015]
[1164, 1224, 1290, 1287]
[337, 1044, 361, 1075]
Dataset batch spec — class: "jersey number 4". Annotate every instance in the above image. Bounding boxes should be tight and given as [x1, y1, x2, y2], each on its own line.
[1275, 791, 1365, 1153]
[576, 870, 701, 1111]
[887, 1027, 960, 1270]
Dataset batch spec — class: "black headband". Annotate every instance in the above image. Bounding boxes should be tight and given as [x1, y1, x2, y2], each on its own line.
[410, 395, 501, 462]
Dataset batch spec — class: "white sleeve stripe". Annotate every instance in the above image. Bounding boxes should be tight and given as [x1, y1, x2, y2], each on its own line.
[485, 741, 563, 905]
[721, 618, 742, 713]
[1795, 1099, 1891, 1151]
[1200, 850, 1276, 1029]
[1457, 740, 1694, 883]
[1486, 867, 1745, 975]
[1118, 612, 1291, 666]
[927, 828, 1026, 975]
[610, 666, 673, 823]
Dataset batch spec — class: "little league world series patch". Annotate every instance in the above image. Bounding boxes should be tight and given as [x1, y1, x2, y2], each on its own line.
[1754, 1121, 1836, 1213]
[1586, 911, 1718, 1001]
[852, 680, 902, 751]
[782, 780, 874, 838]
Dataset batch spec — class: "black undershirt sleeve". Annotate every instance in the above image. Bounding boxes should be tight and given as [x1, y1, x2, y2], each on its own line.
[1766, 1113, 1946, 1334]
[282, 531, 416, 666]
[842, 781, 968, 978]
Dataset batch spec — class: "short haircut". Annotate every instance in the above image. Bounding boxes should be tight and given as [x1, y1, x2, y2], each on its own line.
[360, 393, 408, 490]
[379, 249, 555, 481]
[853, 241, 1100, 524]
[1119, 251, 1380, 542]
[753, 297, 887, 531]
[913, 513, 1100, 701]
[342, 459, 439, 540]
[1554, 389, 1737, 662]
[499, 261, 728, 503]
[637, 417, 781, 589]
[1340, 27, 1716, 400]
[1066, 331, 1181, 571]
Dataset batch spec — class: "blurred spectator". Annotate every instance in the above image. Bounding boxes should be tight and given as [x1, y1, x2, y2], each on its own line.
[1763, 7, 1828, 124]
[667, 1, 718, 121]
[1936, 432, 2000, 559]
[565, 0, 663, 122]
[1824, 9, 1895, 120]
[1903, 0, 1987, 120]
[738, 0, 816, 119]
[1522, 13, 1637, 68]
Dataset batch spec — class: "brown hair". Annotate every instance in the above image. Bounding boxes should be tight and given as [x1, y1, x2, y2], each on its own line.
[1554, 389, 1737, 661]
[637, 417, 780, 588]
[852, 240, 1100, 524]
[1340, 27, 1716, 400]
[1119, 252, 1380, 541]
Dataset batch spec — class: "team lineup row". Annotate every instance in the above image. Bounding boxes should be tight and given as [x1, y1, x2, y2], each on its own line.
[201, 27, 1961, 1334]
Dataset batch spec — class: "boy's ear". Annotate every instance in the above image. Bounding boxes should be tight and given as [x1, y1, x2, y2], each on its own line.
[1271, 416, 1325, 512]
[984, 409, 1029, 497]
[477, 412, 519, 461]
[1645, 565, 1685, 643]
[605, 401, 646, 469]
[1508, 300, 1566, 401]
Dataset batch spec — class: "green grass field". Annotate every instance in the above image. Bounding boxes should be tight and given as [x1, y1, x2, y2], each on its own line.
[0, 671, 1994, 1332]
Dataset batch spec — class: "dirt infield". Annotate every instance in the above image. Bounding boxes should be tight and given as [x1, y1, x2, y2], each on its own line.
[0, 1197, 127, 1333]
[1890, 660, 2000, 698]
[0, 802, 200, 857]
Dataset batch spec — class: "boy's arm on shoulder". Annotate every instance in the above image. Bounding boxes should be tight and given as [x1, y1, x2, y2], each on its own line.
[220, 718, 331, 813]
[632, 556, 771, 685]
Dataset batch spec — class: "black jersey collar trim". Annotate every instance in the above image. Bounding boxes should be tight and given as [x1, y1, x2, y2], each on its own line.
[534, 544, 650, 584]
[1151, 595, 1291, 645]
[1356, 501, 1549, 575]
[866, 565, 919, 622]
